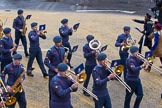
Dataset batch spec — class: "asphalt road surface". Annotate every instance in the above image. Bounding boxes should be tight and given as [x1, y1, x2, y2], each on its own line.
[0, 0, 157, 15]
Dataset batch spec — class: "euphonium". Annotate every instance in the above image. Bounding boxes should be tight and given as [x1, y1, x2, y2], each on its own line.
[121, 37, 136, 51]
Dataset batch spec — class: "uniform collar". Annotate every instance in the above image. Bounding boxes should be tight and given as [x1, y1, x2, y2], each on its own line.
[97, 64, 103, 67]
[13, 63, 20, 67]
[3, 35, 9, 39]
[54, 45, 61, 49]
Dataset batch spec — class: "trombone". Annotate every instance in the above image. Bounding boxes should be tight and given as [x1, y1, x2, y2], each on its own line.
[104, 58, 132, 93]
[89, 39, 131, 92]
[137, 53, 162, 74]
[66, 68, 98, 100]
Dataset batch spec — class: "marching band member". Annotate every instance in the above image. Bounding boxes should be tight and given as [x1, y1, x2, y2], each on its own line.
[148, 23, 162, 68]
[124, 46, 146, 108]
[132, 13, 153, 53]
[50, 63, 78, 108]
[44, 36, 65, 106]
[0, 27, 17, 72]
[83, 35, 97, 97]
[115, 26, 131, 81]
[1, 54, 27, 108]
[92, 53, 115, 108]
[26, 22, 48, 78]
[13, 9, 29, 57]
[59, 18, 73, 68]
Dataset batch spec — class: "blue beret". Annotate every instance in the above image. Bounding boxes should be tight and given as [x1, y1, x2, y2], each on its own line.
[61, 18, 68, 24]
[17, 9, 23, 14]
[31, 22, 38, 27]
[58, 63, 68, 72]
[3, 27, 11, 34]
[53, 36, 62, 43]
[97, 53, 107, 61]
[12, 54, 22, 59]
[130, 46, 139, 53]
[86, 35, 94, 41]
[123, 26, 130, 31]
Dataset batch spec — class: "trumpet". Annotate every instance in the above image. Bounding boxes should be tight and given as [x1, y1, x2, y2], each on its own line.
[136, 53, 162, 74]
[121, 37, 136, 51]
[104, 58, 132, 93]
[66, 68, 98, 100]
[38, 30, 47, 36]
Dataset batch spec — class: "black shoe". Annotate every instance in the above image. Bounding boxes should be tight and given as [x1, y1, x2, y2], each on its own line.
[27, 72, 34, 77]
[83, 91, 90, 97]
[25, 53, 29, 57]
[161, 93, 162, 99]
[43, 73, 49, 79]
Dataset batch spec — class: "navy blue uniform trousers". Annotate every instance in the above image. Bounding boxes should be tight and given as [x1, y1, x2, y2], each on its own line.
[27, 47, 46, 75]
[93, 95, 112, 108]
[14, 31, 28, 55]
[8, 91, 26, 108]
[83, 65, 95, 88]
[124, 79, 143, 108]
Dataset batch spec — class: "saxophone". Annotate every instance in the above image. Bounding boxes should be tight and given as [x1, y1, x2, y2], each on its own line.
[63, 47, 69, 64]
[21, 18, 27, 36]
[5, 70, 26, 106]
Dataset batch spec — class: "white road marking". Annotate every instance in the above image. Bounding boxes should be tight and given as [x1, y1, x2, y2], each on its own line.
[76, 9, 136, 14]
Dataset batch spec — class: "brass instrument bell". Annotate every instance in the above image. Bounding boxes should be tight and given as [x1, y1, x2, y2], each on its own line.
[89, 39, 101, 50]
[77, 72, 87, 83]
[114, 65, 124, 75]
